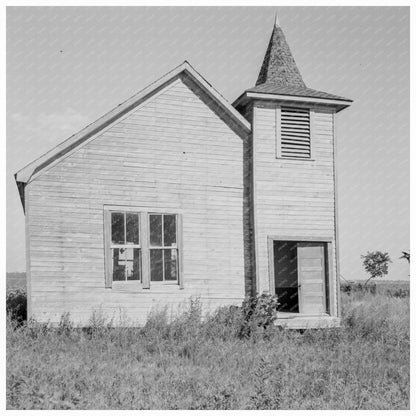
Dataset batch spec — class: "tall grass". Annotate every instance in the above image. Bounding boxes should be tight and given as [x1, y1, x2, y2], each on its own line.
[6, 291, 409, 410]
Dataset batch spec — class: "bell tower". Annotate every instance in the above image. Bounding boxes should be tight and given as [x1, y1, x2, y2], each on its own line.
[234, 15, 352, 319]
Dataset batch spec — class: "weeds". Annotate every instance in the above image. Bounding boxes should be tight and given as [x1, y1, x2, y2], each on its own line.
[6, 287, 409, 410]
[249, 357, 284, 409]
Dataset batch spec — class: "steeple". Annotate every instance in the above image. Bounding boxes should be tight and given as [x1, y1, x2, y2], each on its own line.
[232, 14, 352, 111]
[256, 14, 306, 88]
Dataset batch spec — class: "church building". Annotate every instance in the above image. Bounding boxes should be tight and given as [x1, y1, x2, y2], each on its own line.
[15, 16, 352, 328]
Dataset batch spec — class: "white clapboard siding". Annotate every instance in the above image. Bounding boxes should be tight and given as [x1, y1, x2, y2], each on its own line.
[252, 103, 338, 315]
[26, 74, 248, 326]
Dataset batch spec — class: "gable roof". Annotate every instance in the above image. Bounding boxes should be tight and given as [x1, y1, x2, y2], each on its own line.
[235, 16, 352, 110]
[15, 61, 251, 185]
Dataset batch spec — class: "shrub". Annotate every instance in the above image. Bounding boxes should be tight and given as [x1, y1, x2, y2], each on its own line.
[6, 289, 27, 324]
[239, 293, 280, 339]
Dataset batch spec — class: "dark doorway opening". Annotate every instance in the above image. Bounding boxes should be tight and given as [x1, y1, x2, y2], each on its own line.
[273, 241, 299, 312]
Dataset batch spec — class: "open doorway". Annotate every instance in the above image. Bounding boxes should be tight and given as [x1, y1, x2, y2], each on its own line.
[272, 240, 329, 315]
[274, 241, 299, 312]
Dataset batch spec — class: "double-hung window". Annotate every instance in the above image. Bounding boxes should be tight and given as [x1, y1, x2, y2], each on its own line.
[104, 209, 181, 288]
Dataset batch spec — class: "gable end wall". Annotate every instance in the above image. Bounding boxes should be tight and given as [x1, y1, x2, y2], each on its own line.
[25, 75, 251, 325]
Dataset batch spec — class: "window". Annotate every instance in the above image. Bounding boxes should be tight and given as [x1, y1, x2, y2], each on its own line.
[110, 212, 141, 281]
[278, 107, 311, 159]
[104, 209, 182, 289]
[149, 214, 178, 282]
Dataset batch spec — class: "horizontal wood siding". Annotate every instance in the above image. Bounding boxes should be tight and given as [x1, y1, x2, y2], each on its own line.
[26, 75, 248, 325]
[253, 102, 338, 314]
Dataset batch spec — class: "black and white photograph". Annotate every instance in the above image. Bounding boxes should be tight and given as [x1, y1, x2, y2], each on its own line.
[5, 2, 412, 411]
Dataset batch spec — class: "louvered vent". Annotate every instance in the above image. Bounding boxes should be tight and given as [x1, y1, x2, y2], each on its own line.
[281, 107, 310, 158]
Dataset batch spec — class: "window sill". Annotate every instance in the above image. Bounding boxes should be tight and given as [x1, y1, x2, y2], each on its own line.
[275, 157, 315, 162]
[110, 281, 181, 291]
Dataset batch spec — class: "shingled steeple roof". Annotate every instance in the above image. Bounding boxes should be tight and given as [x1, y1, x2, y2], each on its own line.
[255, 14, 305, 88]
[237, 15, 352, 105]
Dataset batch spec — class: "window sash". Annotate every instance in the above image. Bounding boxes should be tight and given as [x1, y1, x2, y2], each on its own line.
[111, 247, 142, 282]
[150, 248, 179, 282]
[149, 213, 179, 283]
[109, 211, 142, 282]
[111, 211, 140, 246]
[149, 213, 177, 248]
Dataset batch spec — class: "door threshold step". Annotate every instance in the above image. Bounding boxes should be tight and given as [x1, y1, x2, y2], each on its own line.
[276, 314, 341, 329]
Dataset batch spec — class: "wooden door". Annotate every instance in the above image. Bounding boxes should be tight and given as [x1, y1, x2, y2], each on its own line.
[297, 242, 326, 315]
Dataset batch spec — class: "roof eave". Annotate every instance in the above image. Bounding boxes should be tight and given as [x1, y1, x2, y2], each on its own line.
[233, 91, 352, 113]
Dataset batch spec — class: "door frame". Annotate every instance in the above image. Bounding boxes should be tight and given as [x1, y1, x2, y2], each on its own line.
[267, 235, 336, 316]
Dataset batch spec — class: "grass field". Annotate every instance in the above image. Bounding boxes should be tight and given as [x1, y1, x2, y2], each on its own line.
[6, 281, 409, 410]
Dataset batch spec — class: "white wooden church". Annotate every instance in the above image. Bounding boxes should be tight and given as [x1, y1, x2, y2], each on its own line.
[15, 16, 352, 328]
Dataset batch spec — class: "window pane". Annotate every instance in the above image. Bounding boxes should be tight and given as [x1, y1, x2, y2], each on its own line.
[125, 248, 141, 281]
[150, 249, 163, 281]
[149, 215, 162, 246]
[133, 248, 141, 281]
[111, 212, 125, 244]
[112, 248, 125, 281]
[164, 249, 178, 281]
[163, 215, 176, 247]
[126, 213, 139, 245]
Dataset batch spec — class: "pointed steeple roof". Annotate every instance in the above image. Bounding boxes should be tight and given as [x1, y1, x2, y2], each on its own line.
[255, 14, 305, 88]
[233, 14, 352, 109]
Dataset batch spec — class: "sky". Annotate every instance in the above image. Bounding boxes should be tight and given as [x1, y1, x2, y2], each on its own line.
[6, 6, 410, 281]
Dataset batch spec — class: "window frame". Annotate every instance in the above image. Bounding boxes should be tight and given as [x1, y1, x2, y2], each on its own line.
[275, 105, 315, 161]
[104, 207, 183, 289]
[148, 213, 179, 284]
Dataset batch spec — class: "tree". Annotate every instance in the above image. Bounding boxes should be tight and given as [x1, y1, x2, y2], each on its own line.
[361, 251, 392, 286]
[400, 251, 410, 263]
